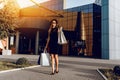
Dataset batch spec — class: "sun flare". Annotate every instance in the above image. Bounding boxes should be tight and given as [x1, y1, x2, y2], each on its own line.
[16, 0, 50, 8]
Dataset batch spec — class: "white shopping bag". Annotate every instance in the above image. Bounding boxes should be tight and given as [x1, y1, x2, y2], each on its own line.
[2, 49, 12, 55]
[58, 28, 67, 45]
[40, 51, 50, 66]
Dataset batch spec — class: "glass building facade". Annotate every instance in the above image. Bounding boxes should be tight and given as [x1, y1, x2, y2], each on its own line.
[58, 4, 101, 58]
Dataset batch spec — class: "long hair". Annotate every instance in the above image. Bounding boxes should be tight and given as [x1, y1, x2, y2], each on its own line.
[50, 19, 58, 25]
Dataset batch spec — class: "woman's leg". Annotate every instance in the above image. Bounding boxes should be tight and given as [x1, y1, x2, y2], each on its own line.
[55, 54, 59, 72]
[51, 54, 55, 73]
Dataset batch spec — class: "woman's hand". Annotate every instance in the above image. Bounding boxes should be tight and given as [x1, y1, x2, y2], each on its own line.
[58, 26, 63, 32]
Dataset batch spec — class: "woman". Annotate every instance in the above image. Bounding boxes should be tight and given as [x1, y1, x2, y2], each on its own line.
[45, 19, 60, 75]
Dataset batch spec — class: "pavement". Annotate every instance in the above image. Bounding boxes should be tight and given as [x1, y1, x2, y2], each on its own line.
[0, 54, 120, 80]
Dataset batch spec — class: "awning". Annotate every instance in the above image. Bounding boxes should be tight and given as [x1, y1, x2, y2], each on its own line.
[18, 0, 63, 18]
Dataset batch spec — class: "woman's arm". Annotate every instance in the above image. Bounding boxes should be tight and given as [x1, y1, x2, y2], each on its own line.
[45, 35, 50, 49]
[45, 29, 51, 50]
[58, 26, 62, 32]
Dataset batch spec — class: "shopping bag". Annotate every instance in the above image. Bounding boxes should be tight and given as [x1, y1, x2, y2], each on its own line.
[40, 51, 50, 66]
[58, 29, 67, 45]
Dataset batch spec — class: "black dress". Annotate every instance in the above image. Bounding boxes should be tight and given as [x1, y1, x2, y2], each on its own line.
[48, 27, 59, 54]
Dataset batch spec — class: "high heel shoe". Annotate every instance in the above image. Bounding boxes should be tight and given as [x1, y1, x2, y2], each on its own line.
[50, 70, 56, 75]
[50, 72, 55, 75]
[55, 70, 59, 73]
